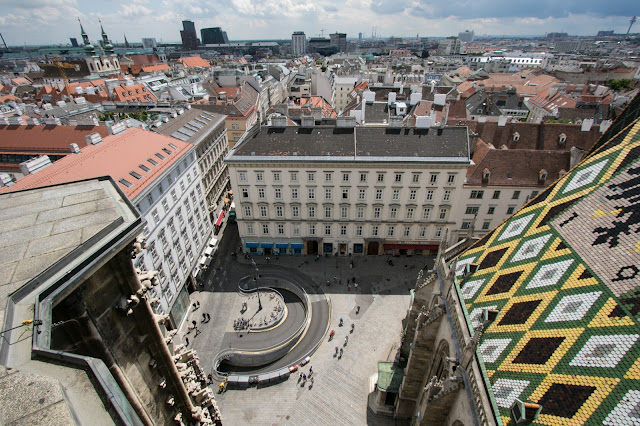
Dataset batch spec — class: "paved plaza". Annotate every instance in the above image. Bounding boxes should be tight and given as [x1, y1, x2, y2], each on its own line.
[180, 223, 430, 425]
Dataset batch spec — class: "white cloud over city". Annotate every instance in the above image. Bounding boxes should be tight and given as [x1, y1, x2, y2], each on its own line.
[0, 0, 635, 45]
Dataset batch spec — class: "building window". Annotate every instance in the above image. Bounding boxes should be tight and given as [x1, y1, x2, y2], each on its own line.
[244, 206, 252, 217]
[341, 206, 348, 218]
[512, 190, 521, 199]
[439, 208, 447, 220]
[482, 221, 491, 230]
[408, 189, 416, 200]
[308, 188, 315, 199]
[405, 208, 414, 219]
[292, 206, 299, 217]
[260, 206, 267, 217]
[387, 226, 395, 237]
[309, 224, 316, 235]
[461, 222, 471, 229]
[239, 172, 247, 181]
[293, 225, 300, 236]
[423, 208, 431, 220]
[308, 206, 315, 218]
[242, 188, 249, 198]
[342, 189, 348, 199]
[258, 188, 265, 199]
[426, 190, 434, 201]
[152, 208, 159, 223]
[395, 173, 402, 182]
[470, 190, 484, 199]
[340, 225, 347, 236]
[356, 225, 363, 236]
[403, 226, 410, 237]
[360, 173, 367, 182]
[375, 189, 383, 200]
[256, 172, 263, 181]
[276, 206, 283, 217]
[232, 123, 240, 130]
[342, 173, 349, 182]
[419, 227, 427, 237]
[465, 206, 479, 215]
[171, 189, 178, 203]
[325, 173, 332, 182]
[493, 190, 501, 199]
[488, 206, 495, 215]
[377, 173, 384, 182]
[412, 174, 420, 183]
[325, 188, 332, 199]
[390, 208, 397, 219]
[308, 172, 315, 182]
[448, 174, 455, 184]
[358, 189, 366, 200]
[443, 190, 451, 201]
[372, 225, 379, 236]
[291, 188, 298, 199]
[278, 224, 284, 235]
[435, 227, 443, 237]
[357, 207, 364, 218]
[373, 207, 381, 218]
[273, 172, 280, 181]
[273, 188, 281, 199]
[148, 242, 159, 262]
[291, 172, 298, 181]
[325, 207, 332, 218]
[392, 189, 400, 200]
[531, 191, 539, 198]
[325, 225, 331, 236]
[430, 174, 438, 184]
[507, 206, 515, 215]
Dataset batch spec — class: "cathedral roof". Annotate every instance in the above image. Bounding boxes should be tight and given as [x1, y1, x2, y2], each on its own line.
[455, 93, 640, 425]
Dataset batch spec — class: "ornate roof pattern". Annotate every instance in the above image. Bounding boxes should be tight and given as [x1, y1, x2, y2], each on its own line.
[455, 113, 640, 425]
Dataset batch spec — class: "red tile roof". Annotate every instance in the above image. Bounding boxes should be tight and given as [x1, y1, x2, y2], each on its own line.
[178, 56, 210, 69]
[0, 125, 110, 152]
[0, 127, 191, 200]
[142, 64, 170, 73]
[112, 83, 157, 102]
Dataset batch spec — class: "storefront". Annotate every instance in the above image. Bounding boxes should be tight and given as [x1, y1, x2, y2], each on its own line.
[245, 242, 259, 253]
[275, 243, 288, 254]
[261, 242, 273, 255]
[291, 243, 304, 255]
[383, 243, 439, 256]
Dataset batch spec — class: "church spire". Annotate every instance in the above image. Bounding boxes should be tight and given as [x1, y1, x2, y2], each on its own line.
[98, 18, 115, 56]
[124, 34, 130, 48]
[78, 17, 96, 56]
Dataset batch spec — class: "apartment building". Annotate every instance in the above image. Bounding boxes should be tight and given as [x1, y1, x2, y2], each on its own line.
[225, 117, 472, 256]
[1, 125, 212, 327]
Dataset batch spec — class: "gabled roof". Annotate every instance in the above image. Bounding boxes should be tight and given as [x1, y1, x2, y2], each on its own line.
[112, 83, 157, 103]
[0, 127, 191, 200]
[454, 98, 640, 425]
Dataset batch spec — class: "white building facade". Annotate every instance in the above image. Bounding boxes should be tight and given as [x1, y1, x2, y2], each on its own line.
[134, 148, 213, 327]
[292, 31, 306, 56]
[225, 120, 472, 256]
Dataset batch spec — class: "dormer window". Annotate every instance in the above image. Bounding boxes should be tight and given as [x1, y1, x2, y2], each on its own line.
[539, 169, 548, 181]
[513, 132, 520, 142]
[558, 133, 567, 146]
[559, 169, 567, 179]
[482, 168, 491, 181]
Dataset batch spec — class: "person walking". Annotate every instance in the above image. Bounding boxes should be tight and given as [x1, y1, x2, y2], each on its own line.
[185, 337, 189, 346]
[354, 282, 358, 290]
[344, 335, 348, 346]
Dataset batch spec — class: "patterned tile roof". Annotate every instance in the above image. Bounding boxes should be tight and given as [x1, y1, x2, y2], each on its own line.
[455, 103, 640, 424]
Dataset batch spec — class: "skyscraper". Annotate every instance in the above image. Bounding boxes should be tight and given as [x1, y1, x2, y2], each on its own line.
[180, 20, 198, 50]
[330, 33, 347, 53]
[291, 31, 306, 55]
[201, 27, 228, 44]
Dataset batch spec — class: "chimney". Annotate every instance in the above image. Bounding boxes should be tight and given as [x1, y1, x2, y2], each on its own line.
[388, 115, 404, 128]
[336, 116, 356, 128]
[271, 115, 287, 127]
[301, 116, 315, 128]
[388, 91, 396, 105]
[415, 116, 432, 128]
[581, 118, 593, 132]
[70, 143, 81, 154]
[497, 115, 508, 127]
[85, 132, 103, 145]
[0, 173, 14, 187]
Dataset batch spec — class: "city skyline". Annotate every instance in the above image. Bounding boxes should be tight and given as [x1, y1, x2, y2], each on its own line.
[0, 0, 636, 46]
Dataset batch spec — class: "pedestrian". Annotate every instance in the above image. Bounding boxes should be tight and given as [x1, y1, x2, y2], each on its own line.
[344, 335, 348, 346]
[303, 374, 307, 382]
[347, 278, 350, 284]
[192, 320, 197, 328]
[354, 282, 358, 290]
[333, 275, 337, 282]
[310, 377, 314, 386]
[185, 337, 189, 346]
[309, 366, 313, 375]
[196, 301, 200, 308]
[335, 346, 339, 356]
[299, 372, 303, 381]
[348, 284, 351, 291]
[356, 305, 361, 314]
[339, 348, 343, 357]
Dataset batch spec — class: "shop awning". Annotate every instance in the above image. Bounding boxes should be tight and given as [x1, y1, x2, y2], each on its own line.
[276, 243, 288, 249]
[261, 243, 273, 248]
[291, 244, 304, 249]
[383, 244, 439, 250]
[245, 242, 258, 248]
[215, 210, 225, 226]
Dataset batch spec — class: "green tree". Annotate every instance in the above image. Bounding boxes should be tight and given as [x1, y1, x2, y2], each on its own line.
[607, 78, 632, 91]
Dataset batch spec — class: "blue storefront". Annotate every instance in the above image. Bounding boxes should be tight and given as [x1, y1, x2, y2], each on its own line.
[242, 240, 304, 255]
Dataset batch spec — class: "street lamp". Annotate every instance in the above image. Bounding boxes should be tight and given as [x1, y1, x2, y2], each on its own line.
[252, 263, 262, 312]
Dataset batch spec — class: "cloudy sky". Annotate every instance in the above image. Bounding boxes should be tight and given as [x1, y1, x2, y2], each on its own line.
[0, 0, 635, 46]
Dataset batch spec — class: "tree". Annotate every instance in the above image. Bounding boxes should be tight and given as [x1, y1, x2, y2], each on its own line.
[607, 78, 632, 91]
[421, 49, 429, 59]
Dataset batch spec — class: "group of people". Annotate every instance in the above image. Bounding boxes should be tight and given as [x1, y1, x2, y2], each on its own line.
[298, 365, 314, 387]
[333, 317, 355, 359]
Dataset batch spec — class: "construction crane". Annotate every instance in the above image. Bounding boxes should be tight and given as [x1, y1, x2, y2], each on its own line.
[626, 16, 637, 40]
[53, 55, 74, 96]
